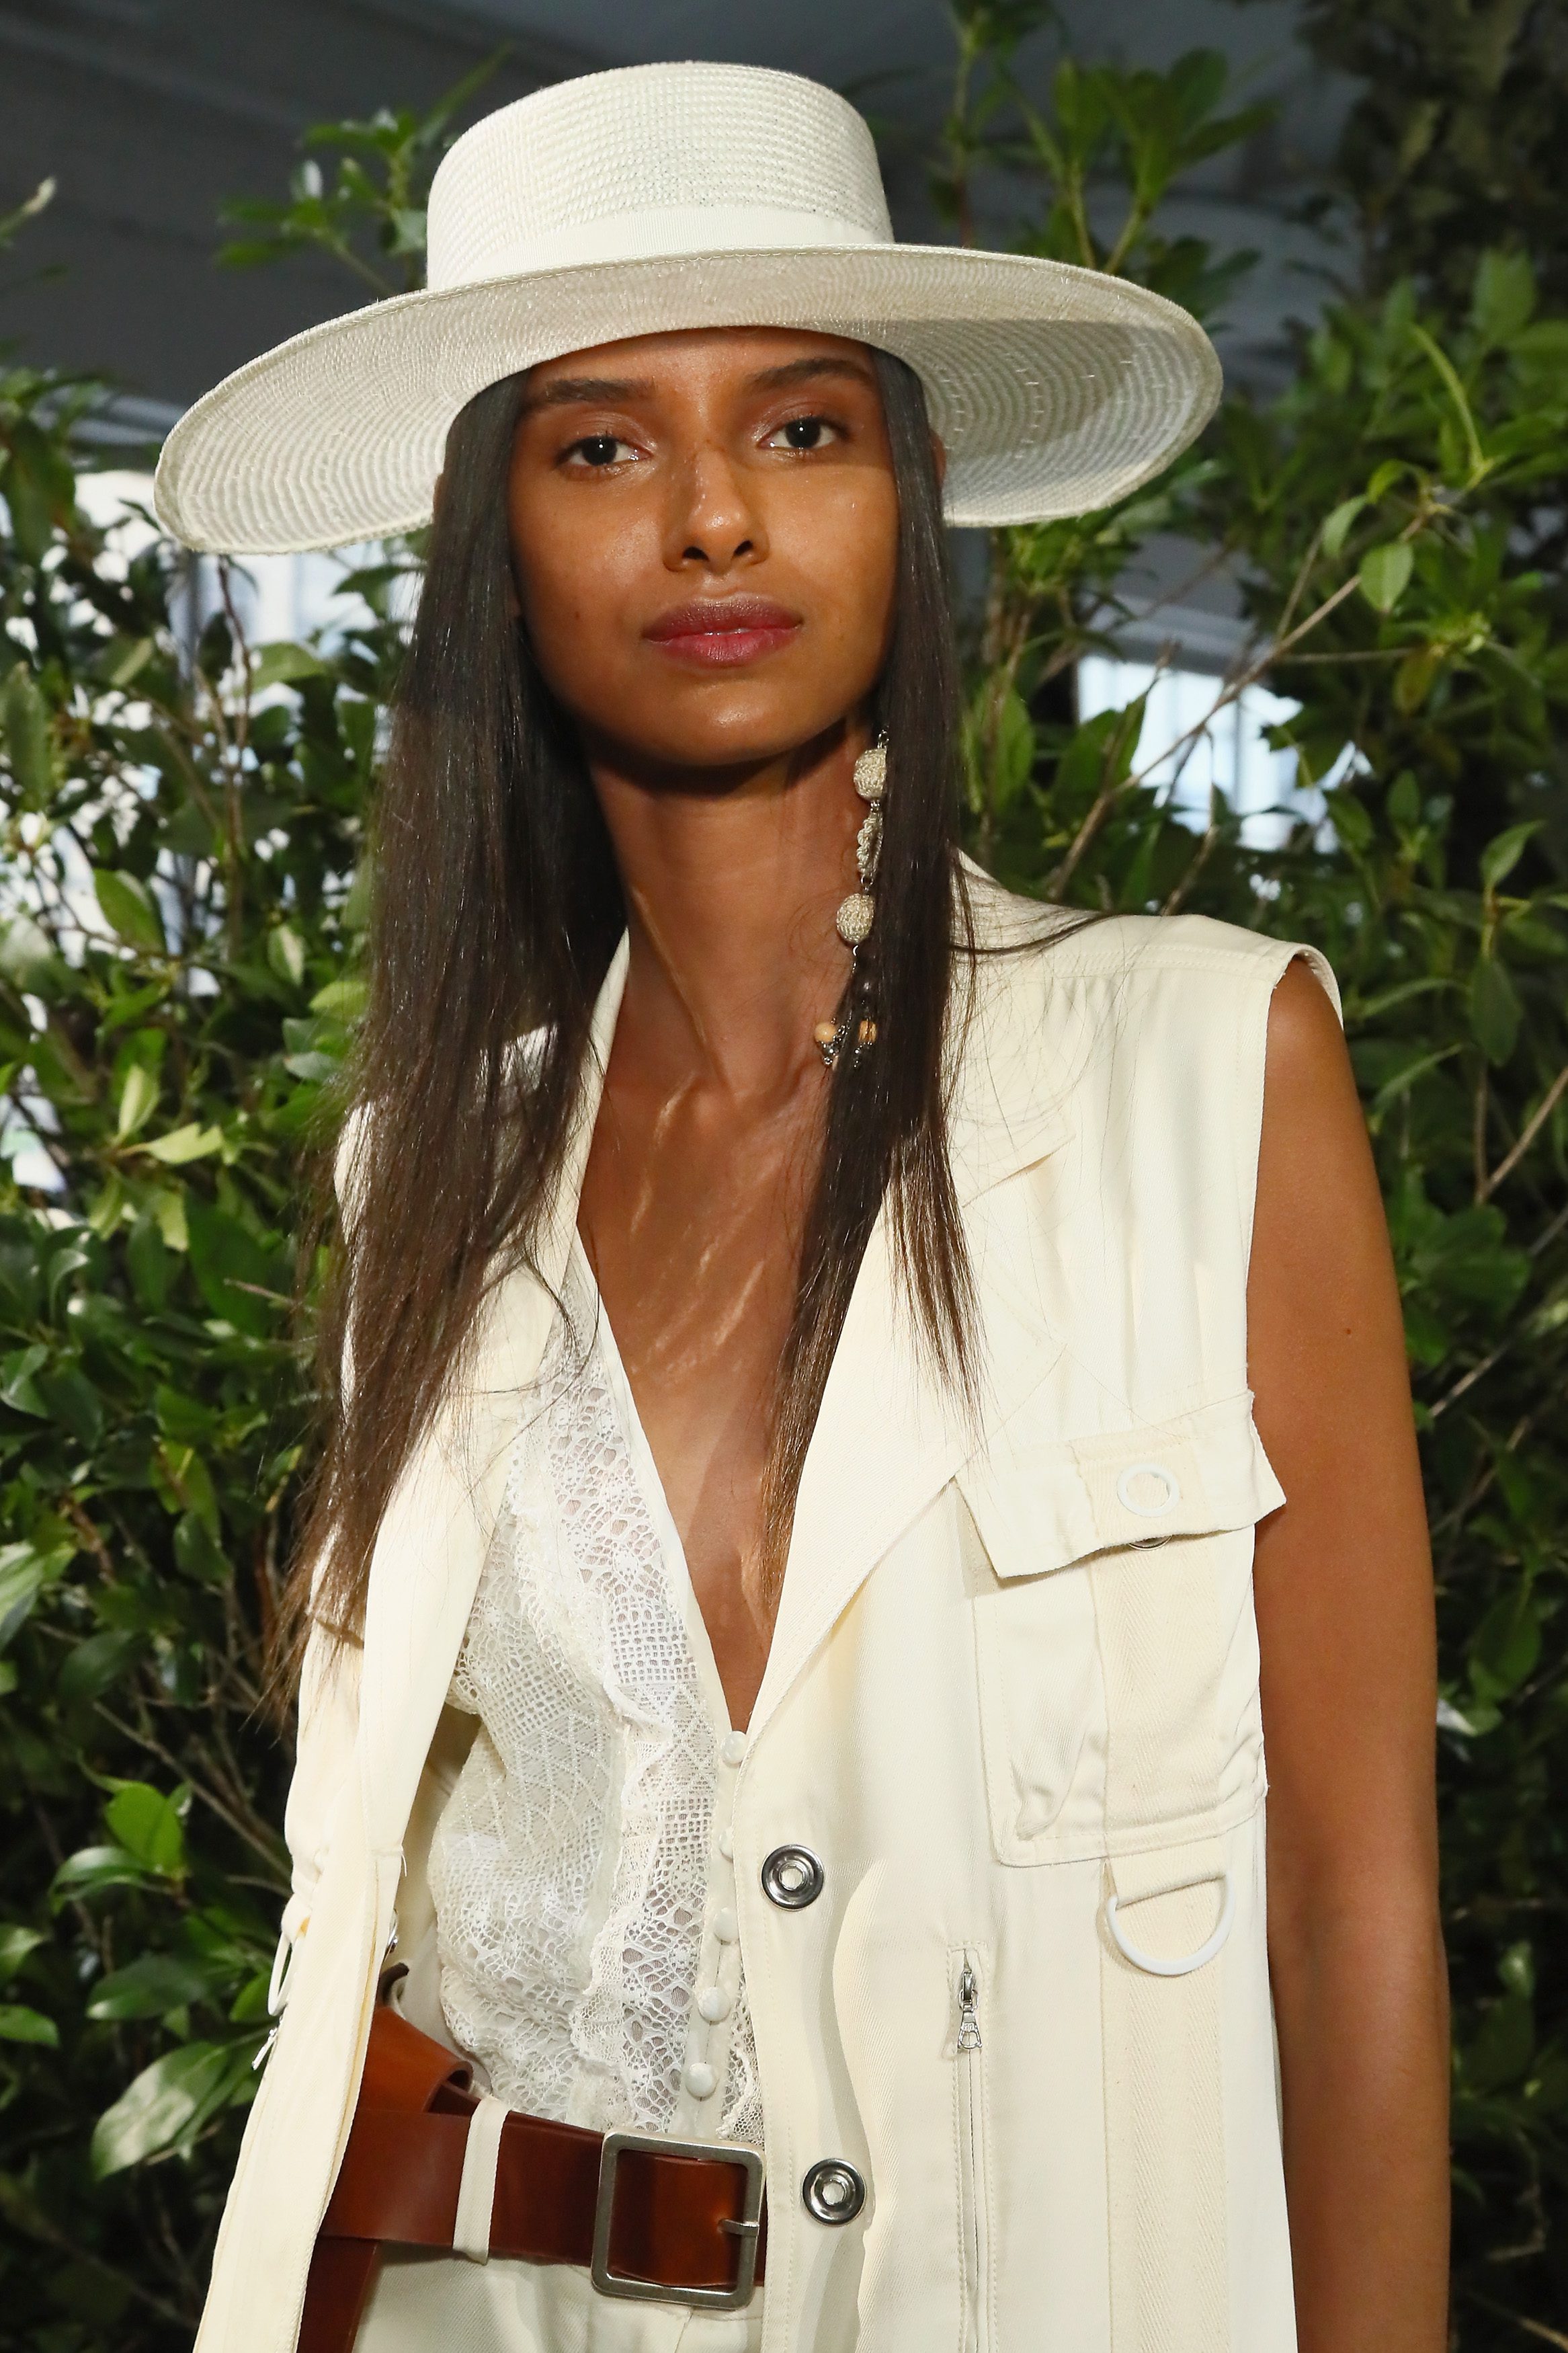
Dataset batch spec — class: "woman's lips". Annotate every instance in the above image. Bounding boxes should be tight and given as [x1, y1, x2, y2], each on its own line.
[644, 596, 802, 667]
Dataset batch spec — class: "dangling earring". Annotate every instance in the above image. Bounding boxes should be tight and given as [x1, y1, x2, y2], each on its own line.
[814, 733, 886, 1070]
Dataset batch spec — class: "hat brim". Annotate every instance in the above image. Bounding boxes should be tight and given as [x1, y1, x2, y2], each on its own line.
[153, 243, 1221, 554]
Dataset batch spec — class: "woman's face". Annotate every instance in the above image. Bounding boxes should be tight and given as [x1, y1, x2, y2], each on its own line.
[506, 326, 903, 772]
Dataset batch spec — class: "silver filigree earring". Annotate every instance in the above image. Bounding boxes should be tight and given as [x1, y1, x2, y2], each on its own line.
[815, 733, 887, 1070]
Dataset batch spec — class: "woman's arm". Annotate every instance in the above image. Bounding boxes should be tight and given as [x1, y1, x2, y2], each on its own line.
[1247, 958, 1450, 2353]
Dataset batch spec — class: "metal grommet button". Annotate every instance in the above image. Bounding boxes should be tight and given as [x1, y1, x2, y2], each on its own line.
[1116, 1461, 1180, 1517]
[802, 2159, 865, 2225]
[761, 1845, 824, 1909]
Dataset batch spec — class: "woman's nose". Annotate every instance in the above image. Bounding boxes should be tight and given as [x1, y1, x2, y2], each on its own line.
[663, 446, 768, 571]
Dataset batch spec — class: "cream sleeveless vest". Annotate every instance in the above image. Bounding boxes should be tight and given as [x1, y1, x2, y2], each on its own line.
[196, 881, 1336, 2353]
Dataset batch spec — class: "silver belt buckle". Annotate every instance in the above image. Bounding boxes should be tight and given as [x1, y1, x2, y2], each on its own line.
[591, 2128, 764, 2311]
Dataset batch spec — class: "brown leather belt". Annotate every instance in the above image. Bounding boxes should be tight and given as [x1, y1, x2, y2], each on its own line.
[299, 2004, 766, 2353]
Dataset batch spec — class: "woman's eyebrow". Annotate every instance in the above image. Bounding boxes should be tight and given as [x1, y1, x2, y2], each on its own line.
[518, 356, 874, 417]
[519, 374, 653, 412]
[745, 356, 876, 392]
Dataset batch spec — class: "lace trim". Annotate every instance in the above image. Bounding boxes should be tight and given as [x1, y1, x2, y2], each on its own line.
[429, 1291, 762, 2146]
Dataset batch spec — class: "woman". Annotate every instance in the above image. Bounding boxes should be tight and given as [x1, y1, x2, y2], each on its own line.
[157, 59, 1448, 2353]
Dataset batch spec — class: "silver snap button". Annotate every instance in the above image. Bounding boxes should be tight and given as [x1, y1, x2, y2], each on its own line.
[761, 1845, 824, 1909]
[802, 2159, 865, 2225]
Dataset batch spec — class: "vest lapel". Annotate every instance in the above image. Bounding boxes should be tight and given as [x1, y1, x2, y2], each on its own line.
[358, 941, 630, 1854]
[358, 920, 1071, 1804]
[751, 947, 1071, 1746]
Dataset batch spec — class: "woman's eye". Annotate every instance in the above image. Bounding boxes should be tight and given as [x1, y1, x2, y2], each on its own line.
[563, 434, 636, 469]
[768, 415, 839, 452]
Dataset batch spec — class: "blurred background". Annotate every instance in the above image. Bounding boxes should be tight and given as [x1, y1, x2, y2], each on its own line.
[0, 0, 1342, 407]
[0, 0, 1356, 826]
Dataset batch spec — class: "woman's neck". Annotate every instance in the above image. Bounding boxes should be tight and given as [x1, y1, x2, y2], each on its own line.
[585, 726, 866, 1104]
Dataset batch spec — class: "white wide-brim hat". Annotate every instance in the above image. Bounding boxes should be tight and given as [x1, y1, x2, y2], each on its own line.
[154, 61, 1221, 555]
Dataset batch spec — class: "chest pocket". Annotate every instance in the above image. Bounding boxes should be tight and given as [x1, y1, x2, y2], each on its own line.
[955, 1393, 1284, 1868]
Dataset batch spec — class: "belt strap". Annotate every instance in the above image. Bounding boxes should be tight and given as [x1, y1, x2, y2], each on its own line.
[300, 2005, 765, 2353]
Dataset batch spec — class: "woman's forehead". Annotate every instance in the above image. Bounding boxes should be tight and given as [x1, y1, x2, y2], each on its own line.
[522, 325, 876, 395]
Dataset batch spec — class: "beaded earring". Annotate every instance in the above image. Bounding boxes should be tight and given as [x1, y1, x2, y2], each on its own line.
[814, 733, 887, 1071]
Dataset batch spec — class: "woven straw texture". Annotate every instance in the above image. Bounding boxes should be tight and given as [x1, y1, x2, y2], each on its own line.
[153, 63, 1221, 553]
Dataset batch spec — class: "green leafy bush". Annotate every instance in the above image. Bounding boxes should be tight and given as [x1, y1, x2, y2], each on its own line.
[0, 13, 1565, 2344]
[0, 317, 409, 2331]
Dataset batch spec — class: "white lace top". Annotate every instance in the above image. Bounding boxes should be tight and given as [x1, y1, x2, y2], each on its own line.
[428, 1242, 764, 2149]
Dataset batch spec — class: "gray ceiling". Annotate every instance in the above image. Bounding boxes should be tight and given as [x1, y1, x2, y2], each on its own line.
[0, 0, 1352, 438]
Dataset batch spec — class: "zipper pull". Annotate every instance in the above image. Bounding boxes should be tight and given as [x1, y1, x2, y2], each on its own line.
[957, 1962, 982, 2052]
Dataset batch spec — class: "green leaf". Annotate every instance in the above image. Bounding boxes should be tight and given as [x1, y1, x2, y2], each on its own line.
[251, 641, 330, 691]
[93, 870, 166, 957]
[308, 975, 368, 1021]
[1499, 1941, 1535, 2000]
[105, 635, 155, 689]
[115, 1062, 159, 1141]
[51, 1844, 155, 1903]
[57, 1630, 142, 1706]
[186, 1201, 288, 1337]
[1470, 249, 1535, 348]
[1464, 1990, 1534, 2094]
[1479, 822, 1542, 893]
[991, 690, 1037, 811]
[1386, 770, 1421, 831]
[0, 911, 63, 994]
[282, 1050, 340, 1084]
[91, 2041, 236, 2176]
[36, 1363, 104, 1448]
[1469, 956, 1522, 1066]
[2, 665, 54, 807]
[1321, 495, 1366, 558]
[1470, 1584, 1540, 1698]
[173, 1510, 229, 1583]
[0, 2003, 58, 2047]
[1358, 541, 1413, 614]
[126, 1210, 172, 1308]
[0, 1538, 72, 1648]
[136, 1122, 224, 1165]
[87, 1953, 216, 2022]
[0, 1346, 50, 1418]
[103, 1782, 188, 1878]
[267, 925, 306, 987]
[0, 1925, 46, 1982]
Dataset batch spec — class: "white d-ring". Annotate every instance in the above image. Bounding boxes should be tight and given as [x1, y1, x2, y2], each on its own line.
[1104, 1872, 1235, 1978]
[1115, 1461, 1180, 1517]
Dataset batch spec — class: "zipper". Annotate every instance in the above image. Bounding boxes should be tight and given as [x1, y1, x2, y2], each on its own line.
[957, 1962, 982, 2052]
[954, 1949, 991, 2353]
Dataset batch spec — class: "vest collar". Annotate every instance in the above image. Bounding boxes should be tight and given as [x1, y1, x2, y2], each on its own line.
[359, 911, 1067, 1836]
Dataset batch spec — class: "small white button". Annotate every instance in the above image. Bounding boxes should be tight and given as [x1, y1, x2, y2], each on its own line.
[683, 2061, 717, 2099]
[697, 1985, 732, 2024]
[717, 1828, 735, 1860]
[720, 1732, 747, 1767]
[712, 1908, 739, 1944]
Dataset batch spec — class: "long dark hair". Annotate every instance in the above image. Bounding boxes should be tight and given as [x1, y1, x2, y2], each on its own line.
[288, 348, 974, 1667]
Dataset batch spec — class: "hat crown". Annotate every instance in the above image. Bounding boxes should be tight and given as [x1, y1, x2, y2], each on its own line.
[427, 63, 895, 290]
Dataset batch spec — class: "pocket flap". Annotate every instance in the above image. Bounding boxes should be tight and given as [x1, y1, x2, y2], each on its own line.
[957, 1392, 1284, 1581]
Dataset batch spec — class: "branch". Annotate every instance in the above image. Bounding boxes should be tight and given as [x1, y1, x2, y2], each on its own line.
[1428, 1338, 1509, 1423]
[1479, 1063, 1568, 1203]
[1044, 570, 1366, 898]
[91, 1702, 288, 1882]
